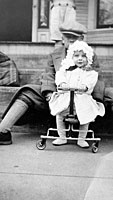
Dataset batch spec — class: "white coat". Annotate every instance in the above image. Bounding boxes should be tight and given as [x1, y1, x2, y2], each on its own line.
[49, 68, 105, 125]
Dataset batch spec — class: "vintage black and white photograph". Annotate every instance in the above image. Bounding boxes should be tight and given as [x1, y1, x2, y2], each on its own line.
[0, 0, 113, 200]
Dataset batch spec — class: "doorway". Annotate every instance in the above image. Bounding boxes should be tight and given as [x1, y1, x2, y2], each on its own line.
[0, 0, 32, 41]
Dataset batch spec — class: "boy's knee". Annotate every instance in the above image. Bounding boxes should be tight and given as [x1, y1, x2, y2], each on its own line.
[18, 92, 33, 107]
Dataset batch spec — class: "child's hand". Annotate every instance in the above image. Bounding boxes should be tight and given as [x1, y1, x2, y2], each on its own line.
[58, 83, 69, 90]
[78, 84, 88, 92]
[61, 83, 69, 89]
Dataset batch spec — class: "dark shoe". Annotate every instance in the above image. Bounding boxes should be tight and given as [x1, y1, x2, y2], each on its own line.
[0, 130, 12, 145]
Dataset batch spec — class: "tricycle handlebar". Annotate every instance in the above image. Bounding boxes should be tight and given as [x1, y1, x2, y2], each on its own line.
[57, 87, 86, 92]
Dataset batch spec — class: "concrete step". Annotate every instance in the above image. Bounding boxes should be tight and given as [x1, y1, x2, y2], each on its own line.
[99, 56, 113, 71]
[17, 68, 113, 87]
[5, 53, 113, 87]
[0, 42, 54, 56]
[19, 68, 44, 86]
[9, 54, 113, 71]
[102, 70, 113, 87]
[0, 41, 113, 70]
[9, 54, 49, 70]
[0, 86, 19, 107]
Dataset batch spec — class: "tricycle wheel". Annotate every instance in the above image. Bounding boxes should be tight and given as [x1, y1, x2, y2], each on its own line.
[36, 139, 46, 150]
[92, 142, 99, 153]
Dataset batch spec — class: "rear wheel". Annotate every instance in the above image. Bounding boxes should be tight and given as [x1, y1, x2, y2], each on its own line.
[92, 141, 99, 153]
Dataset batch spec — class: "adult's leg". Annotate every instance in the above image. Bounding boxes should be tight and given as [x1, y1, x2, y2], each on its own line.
[50, 6, 62, 41]
[0, 98, 29, 145]
[0, 87, 48, 144]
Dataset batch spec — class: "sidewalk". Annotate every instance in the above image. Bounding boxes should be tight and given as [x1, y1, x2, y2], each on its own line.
[0, 132, 113, 200]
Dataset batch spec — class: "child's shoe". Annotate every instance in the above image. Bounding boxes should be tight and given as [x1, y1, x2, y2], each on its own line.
[0, 130, 12, 145]
[52, 138, 67, 146]
[77, 139, 89, 148]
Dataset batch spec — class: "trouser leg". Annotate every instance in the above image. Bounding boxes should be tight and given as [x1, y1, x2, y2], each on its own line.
[1, 86, 50, 133]
[0, 87, 49, 144]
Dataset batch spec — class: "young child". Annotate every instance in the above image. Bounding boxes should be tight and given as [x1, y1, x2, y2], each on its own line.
[49, 40, 105, 147]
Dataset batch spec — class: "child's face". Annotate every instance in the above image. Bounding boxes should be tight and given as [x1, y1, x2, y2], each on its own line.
[72, 50, 88, 68]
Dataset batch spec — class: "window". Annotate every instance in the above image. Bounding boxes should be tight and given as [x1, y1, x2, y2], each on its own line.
[38, 0, 50, 28]
[97, 0, 113, 28]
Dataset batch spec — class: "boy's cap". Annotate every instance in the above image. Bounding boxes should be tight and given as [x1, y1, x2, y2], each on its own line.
[59, 21, 87, 37]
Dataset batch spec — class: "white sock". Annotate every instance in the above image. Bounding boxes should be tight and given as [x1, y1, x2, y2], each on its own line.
[0, 99, 28, 132]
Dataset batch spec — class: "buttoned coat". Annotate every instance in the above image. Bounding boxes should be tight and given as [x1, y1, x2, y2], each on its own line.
[49, 68, 105, 124]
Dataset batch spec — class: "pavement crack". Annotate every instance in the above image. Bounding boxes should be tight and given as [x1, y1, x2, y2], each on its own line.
[0, 171, 113, 180]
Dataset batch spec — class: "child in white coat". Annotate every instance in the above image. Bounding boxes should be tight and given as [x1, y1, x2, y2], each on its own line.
[49, 40, 105, 147]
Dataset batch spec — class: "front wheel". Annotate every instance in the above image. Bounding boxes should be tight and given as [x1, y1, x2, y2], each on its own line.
[36, 139, 46, 150]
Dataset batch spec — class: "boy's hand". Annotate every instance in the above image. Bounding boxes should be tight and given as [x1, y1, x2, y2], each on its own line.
[45, 92, 53, 101]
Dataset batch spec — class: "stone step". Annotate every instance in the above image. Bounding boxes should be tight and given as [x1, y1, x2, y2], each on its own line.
[9, 54, 49, 70]
[9, 54, 113, 71]
[19, 68, 113, 87]
[0, 42, 54, 56]
[19, 68, 44, 86]
[0, 69, 113, 110]
[0, 70, 113, 105]
[99, 56, 113, 71]
[0, 41, 113, 70]
[0, 87, 19, 107]
[101, 70, 113, 87]
[5, 53, 113, 87]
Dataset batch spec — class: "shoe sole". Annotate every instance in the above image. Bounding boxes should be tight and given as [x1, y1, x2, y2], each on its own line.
[52, 142, 67, 146]
[0, 141, 12, 145]
[77, 144, 89, 149]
